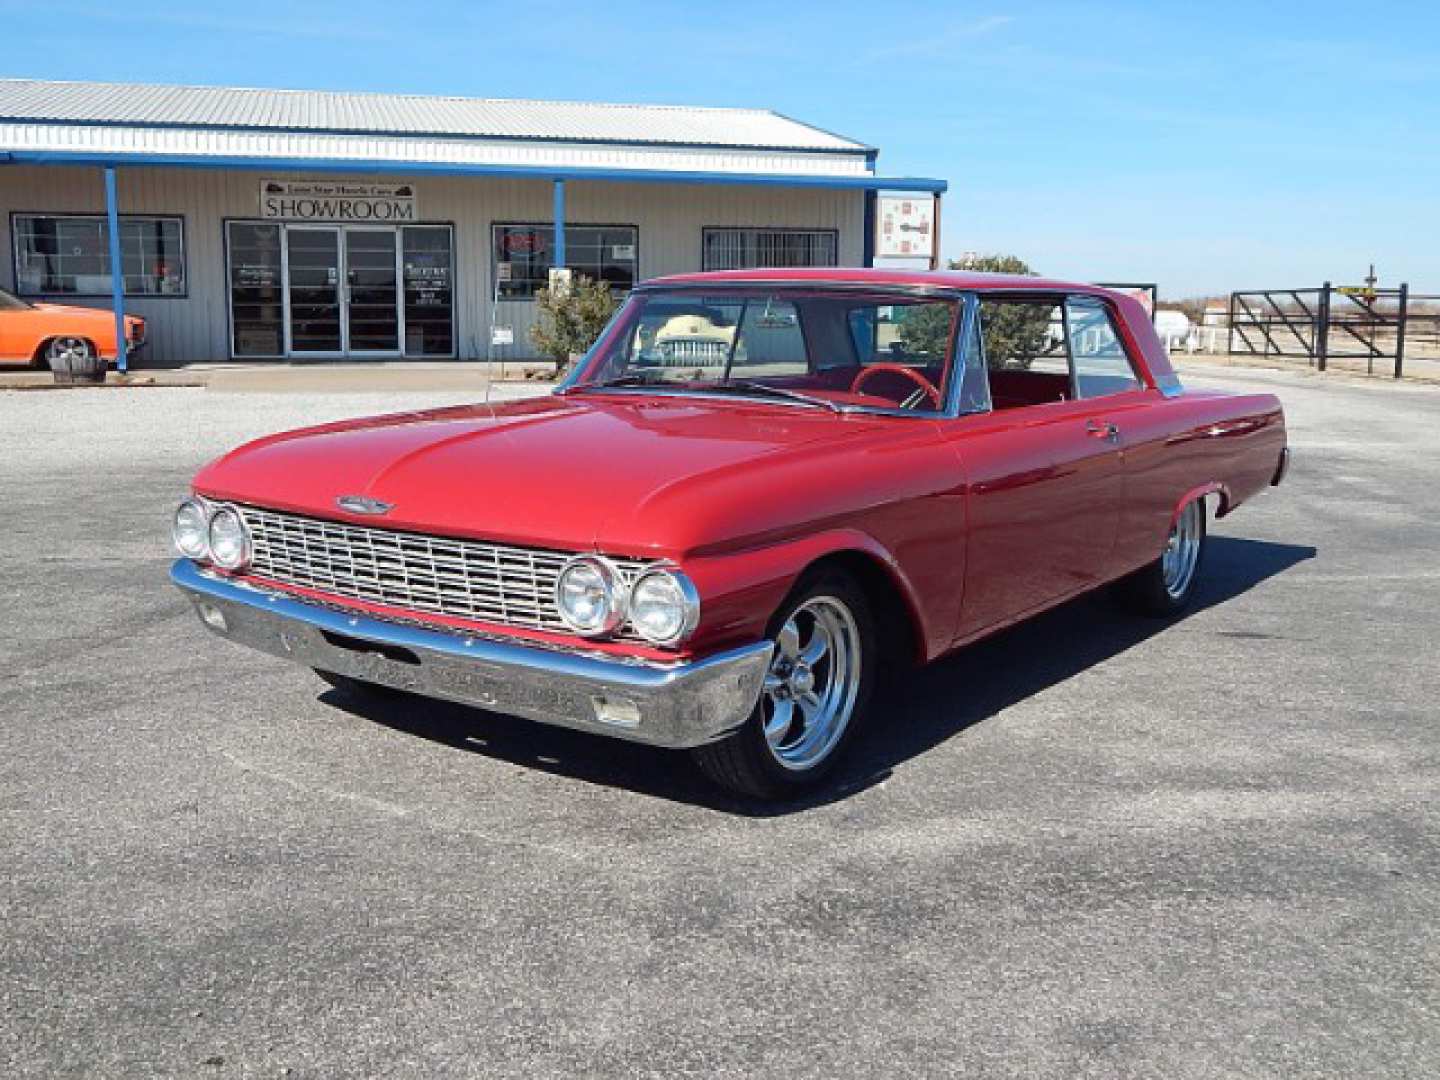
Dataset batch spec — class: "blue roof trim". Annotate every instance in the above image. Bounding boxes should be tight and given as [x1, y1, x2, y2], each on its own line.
[0, 149, 948, 192]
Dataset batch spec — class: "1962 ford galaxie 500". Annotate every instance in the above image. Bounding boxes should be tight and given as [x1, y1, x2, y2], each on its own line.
[172, 269, 1288, 799]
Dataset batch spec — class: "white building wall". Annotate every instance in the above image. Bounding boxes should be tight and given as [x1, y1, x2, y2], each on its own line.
[0, 165, 865, 364]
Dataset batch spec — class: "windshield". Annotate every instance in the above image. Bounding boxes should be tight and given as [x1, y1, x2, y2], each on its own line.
[0, 287, 33, 312]
[567, 288, 961, 414]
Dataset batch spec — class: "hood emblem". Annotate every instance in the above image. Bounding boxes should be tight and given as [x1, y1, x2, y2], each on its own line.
[336, 495, 394, 516]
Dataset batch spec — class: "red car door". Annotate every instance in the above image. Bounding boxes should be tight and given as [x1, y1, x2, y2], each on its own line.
[947, 294, 1136, 644]
[948, 399, 1126, 643]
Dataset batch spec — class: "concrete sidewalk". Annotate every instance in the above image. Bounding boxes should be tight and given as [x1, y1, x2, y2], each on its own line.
[0, 360, 560, 392]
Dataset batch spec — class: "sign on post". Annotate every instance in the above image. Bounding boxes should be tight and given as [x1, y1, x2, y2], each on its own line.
[874, 195, 938, 261]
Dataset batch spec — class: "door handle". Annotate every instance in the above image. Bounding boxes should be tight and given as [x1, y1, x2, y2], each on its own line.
[1085, 419, 1120, 442]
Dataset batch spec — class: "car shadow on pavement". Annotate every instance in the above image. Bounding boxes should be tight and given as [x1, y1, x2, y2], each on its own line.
[322, 536, 1315, 817]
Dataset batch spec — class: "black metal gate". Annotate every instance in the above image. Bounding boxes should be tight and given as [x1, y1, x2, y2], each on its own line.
[1227, 282, 1431, 378]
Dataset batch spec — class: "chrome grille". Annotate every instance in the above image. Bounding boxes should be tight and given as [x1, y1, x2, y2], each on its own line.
[237, 505, 653, 637]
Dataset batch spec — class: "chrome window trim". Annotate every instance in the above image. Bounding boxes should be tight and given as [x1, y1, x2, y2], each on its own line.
[561, 282, 968, 419]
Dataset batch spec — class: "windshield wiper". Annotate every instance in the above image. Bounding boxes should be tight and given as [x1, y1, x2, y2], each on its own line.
[566, 374, 844, 413]
[703, 380, 846, 413]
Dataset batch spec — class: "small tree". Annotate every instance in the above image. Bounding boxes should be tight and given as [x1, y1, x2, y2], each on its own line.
[530, 275, 619, 373]
[948, 252, 1035, 276]
[949, 253, 1049, 369]
[895, 302, 954, 358]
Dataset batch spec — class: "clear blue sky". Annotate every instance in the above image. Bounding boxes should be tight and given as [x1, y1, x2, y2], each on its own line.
[4, 0, 1436, 297]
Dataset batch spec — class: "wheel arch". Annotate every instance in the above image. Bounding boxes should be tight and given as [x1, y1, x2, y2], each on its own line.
[1173, 481, 1230, 524]
[32, 334, 99, 368]
[792, 548, 927, 669]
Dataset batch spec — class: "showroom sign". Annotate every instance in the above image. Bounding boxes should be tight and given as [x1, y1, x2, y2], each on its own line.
[260, 180, 417, 222]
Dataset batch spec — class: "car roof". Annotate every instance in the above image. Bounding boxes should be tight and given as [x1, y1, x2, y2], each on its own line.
[644, 267, 1116, 295]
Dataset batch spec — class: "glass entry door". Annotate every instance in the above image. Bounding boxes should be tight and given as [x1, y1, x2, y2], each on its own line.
[232, 222, 450, 359]
[344, 229, 400, 354]
[283, 227, 401, 357]
[285, 228, 343, 355]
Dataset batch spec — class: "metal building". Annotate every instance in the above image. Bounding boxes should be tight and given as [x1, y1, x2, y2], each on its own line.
[0, 79, 946, 367]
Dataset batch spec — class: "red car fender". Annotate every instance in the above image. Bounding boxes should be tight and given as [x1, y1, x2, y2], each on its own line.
[1173, 480, 1231, 525]
[681, 526, 935, 661]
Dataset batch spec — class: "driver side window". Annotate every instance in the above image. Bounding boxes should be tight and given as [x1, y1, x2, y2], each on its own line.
[846, 302, 954, 367]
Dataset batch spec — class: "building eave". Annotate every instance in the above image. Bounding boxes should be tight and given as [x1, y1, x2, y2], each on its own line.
[0, 149, 948, 193]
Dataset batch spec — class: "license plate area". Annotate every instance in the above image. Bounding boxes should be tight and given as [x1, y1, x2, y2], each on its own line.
[319, 629, 420, 666]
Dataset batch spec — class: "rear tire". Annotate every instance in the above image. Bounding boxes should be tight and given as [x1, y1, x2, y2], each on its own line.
[1114, 497, 1207, 616]
[690, 570, 877, 801]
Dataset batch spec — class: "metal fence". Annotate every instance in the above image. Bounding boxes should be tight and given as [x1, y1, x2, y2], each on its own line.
[1227, 282, 1437, 378]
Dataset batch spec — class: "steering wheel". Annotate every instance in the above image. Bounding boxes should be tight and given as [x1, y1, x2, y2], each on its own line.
[849, 364, 942, 410]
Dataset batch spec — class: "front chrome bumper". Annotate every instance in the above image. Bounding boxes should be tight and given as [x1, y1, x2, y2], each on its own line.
[171, 559, 771, 749]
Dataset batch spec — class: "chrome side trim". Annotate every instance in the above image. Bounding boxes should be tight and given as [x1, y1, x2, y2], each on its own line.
[171, 559, 771, 749]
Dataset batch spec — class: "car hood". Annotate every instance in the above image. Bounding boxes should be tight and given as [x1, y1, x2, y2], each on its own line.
[194, 392, 908, 556]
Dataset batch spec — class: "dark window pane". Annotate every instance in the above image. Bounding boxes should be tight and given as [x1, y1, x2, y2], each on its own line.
[227, 222, 284, 356]
[12, 214, 186, 296]
[492, 223, 635, 299]
[403, 225, 454, 356]
[703, 228, 838, 271]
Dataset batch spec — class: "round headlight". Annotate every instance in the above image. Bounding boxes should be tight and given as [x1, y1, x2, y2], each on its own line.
[628, 568, 700, 645]
[173, 497, 210, 559]
[207, 507, 251, 571]
[554, 556, 625, 636]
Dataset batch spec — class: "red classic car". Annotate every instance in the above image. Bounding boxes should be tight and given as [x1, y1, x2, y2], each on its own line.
[171, 269, 1288, 799]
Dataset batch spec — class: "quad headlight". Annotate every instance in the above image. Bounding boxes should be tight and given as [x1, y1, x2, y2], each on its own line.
[206, 507, 252, 571]
[173, 498, 251, 571]
[627, 568, 700, 645]
[172, 497, 211, 559]
[554, 556, 627, 637]
[553, 557, 700, 644]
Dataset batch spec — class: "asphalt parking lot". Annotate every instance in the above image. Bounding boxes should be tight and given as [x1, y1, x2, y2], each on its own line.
[2, 365, 1438, 1078]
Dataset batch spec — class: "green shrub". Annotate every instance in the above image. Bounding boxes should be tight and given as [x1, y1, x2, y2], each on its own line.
[530, 275, 619, 372]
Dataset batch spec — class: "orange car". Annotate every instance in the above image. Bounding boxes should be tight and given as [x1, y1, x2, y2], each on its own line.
[0, 286, 146, 368]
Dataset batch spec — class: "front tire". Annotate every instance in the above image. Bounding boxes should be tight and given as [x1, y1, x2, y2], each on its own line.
[690, 571, 876, 800]
[1114, 497, 1207, 616]
[44, 336, 95, 370]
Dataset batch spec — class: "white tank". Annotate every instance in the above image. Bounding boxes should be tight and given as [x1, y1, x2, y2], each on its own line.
[1154, 310, 1192, 340]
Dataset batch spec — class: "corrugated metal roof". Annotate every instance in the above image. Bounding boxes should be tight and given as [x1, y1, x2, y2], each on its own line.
[0, 79, 871, 154]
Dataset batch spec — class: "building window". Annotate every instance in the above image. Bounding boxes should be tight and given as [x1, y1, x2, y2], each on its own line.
[702, 228, 838, 271]
[402, 225, 455, 356]
[492, 224, 637, 300]
[12, 214, 185, 296]
[227, 222, 284, 357]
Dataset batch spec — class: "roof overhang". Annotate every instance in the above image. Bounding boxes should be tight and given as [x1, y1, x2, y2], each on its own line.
[0, 148, 946, 192]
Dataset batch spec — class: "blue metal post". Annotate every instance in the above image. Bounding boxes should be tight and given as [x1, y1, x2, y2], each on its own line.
[552, 178, 566, 272]
[103, 166, 127, 373]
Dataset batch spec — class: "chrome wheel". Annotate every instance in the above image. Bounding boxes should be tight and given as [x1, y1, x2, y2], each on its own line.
[46, 337, 92, 366]
[1162, 500, 1203, 599]
[760, 595, 862, 771]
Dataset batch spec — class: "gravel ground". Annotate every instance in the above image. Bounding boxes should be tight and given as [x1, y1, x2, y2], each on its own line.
[2, 369, 1438, 1078]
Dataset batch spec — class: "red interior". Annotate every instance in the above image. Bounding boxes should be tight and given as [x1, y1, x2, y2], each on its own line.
[987, 370, 1071, 410]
